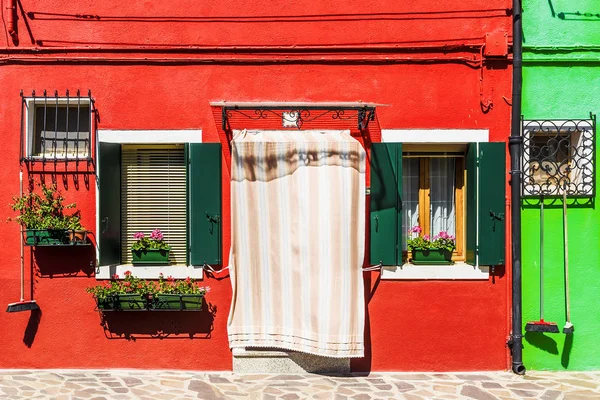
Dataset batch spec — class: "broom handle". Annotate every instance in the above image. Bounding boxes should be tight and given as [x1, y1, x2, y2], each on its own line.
[540, 195, 544, 321]
[20, 169, 24, 302]
[563, 187, 571, 323]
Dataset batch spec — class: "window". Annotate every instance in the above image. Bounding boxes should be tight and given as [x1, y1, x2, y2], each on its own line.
[120, 145, 187, 265]
[97, 136, 222, 278]
[25, 98, 92, 159]
[523, 119, 595, 197]
[370, 141, 505, 268]
[401, 145, 465, 261]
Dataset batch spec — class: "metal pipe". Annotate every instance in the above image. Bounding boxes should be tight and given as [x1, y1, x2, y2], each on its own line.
[6, 0, 17, 39]
[509, 0, 526, 375]
[0, 54, 485, 66]
[0, 42, 487, 54]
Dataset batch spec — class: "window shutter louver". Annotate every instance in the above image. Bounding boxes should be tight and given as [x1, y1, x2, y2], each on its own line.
[466, 142, 506, 266]
[99, 142, 121, 266]
[121, 145, 188, 265]
[370, 143, 402, 265]
[189, 143, 222, 266]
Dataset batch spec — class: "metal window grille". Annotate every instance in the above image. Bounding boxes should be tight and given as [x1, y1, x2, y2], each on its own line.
[522, 115, 596, 197]
[20, 90, 96, 164]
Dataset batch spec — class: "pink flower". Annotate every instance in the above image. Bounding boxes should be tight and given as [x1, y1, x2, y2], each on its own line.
[133, 232, 145, 240]
[410, 226, 422, 234]
[438, 231, 449, 239]
[150, 229, 164, 241]
[423, 235, 430, 241]
[204, 286, 211, 292]
[124, 270, 132, 276]
[449, 235, 455, 240]
[112, 274, 120, 280]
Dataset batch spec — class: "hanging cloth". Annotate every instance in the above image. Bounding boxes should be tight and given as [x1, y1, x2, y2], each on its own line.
[227, 129, 366, 358]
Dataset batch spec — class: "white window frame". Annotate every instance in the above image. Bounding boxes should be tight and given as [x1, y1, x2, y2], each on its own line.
[522, 120, 594, 197]
[95, 129, 204, 280]
[380, 129, 490, 280]
[23, 97, 93, 159]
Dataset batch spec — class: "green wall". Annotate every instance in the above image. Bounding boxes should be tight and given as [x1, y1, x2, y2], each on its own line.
[522, 0, 600, 370]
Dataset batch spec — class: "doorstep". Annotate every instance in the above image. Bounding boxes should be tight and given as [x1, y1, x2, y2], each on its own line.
[232, 348, 350, 374]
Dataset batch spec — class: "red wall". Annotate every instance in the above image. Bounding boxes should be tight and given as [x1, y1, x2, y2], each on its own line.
[0, 0, 512, 371]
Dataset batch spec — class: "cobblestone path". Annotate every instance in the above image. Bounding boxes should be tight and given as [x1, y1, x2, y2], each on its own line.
[1, 370, 599, 399]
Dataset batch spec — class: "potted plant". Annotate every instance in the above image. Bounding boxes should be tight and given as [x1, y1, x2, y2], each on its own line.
[131, 229, 171, 265]
[407, 226, 456, 265]
[86, 271, 209, 311]
[9, 183, 87, 245]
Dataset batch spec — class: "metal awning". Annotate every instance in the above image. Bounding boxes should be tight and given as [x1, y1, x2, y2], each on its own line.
[212, 101, 381, 131]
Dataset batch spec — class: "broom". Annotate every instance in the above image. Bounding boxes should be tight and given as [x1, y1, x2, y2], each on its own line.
[562, 185, 573, 334]
[6, 170, 39, 313]
[525, 195, 559, 333]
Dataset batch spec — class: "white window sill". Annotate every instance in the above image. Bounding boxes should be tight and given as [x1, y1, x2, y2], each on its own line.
[381, 262, 489, 280]
[95, 265, 204, 280]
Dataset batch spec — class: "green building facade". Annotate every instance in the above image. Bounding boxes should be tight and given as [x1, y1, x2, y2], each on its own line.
[522, 0, 600, 370]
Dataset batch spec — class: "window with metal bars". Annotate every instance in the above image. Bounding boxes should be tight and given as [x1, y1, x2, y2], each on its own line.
[522, 117, 596, 197]
[21, 90, 94, 162]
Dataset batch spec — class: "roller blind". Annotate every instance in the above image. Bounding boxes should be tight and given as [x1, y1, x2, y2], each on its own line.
[121, 145, 187, 265]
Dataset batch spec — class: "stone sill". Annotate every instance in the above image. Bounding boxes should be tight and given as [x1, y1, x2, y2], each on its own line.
[95, 265, 204, 280]
[381, 263, 489, 280]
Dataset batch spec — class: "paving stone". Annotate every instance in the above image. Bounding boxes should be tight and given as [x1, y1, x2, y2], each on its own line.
[481, 382, 503, 389]
[393, 381, 416, 392]
[562, 379, 599, 389]
[460, 385, 497, 400]
[508, 382, 546, 390]
[351, 394, 371, 400]
[510, 388, 539, 397]
[541, 390, 562, 400]
[188, 380, 227, 399]
[455, 374, 494, 381]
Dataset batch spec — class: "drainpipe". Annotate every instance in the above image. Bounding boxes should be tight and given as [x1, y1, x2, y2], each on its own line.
[508, 0, 526, 375]
[6, 0, 17, 40]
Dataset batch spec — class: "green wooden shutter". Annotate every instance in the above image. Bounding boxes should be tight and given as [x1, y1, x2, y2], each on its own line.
[466, 142, 506, 266]
[370, 143, 402, 265]
[99, 142, 121, 266]
[188, 143, 222, 266]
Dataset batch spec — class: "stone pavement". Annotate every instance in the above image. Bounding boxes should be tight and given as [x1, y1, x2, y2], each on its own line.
[1, 369, 599, 399]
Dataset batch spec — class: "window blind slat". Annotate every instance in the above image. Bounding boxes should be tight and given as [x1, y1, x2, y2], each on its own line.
[121, 146, 187, 266]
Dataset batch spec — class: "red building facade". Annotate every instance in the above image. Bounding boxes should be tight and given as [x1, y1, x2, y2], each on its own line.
[0, 0, 513, 371]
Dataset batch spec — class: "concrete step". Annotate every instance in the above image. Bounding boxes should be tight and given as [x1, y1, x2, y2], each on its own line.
[232, 348, 350, 373]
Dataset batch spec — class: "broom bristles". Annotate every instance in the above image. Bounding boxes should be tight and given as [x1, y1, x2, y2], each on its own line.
[6, 300, 39, 313]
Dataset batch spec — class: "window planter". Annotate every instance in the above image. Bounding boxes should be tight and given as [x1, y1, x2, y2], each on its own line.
[95, 294, 148, 311]
[131, 248, 171, 265]
[152, 294, 203, 311]
[94, 294, 204, 311]
[24, 229, 68, 246]
[24, 229, 90, 246]
[411, 248, 454, 265]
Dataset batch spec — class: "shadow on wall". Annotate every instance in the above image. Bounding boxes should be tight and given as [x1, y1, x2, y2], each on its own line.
[98, 302, 217, 340]
[548, 0, 600, 21]
[23, 308, 42, 348]
[33, 243, 96, 278]
[524, 331, 573, 368]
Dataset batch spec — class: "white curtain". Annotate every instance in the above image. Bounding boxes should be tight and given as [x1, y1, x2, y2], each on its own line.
[402, 158, 420, 251]
[429, 158, 456, 237]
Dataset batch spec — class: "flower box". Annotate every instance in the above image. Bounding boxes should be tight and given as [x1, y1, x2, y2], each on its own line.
[152, 294, 204, 311]
[411, 248, 454, 265]
[114, 294, 148, 310]
[95, 296, 118, 311]
[131, 248, 171, 265]
[24, 229, 69, 246]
